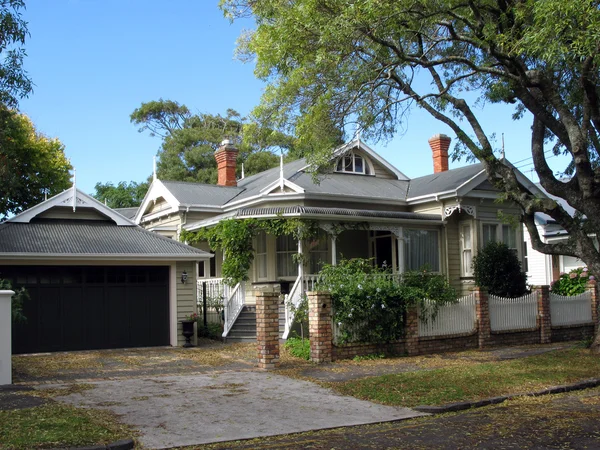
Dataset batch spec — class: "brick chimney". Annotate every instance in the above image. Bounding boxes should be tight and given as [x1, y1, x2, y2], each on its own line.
[214, 139, 239, 186]
[428, 134, 451, 173]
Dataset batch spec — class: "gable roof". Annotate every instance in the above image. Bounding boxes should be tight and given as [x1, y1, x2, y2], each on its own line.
[0, 187, 212, 261]
[114, 207, 139, 219]
[0, 220, 211, 260]
[8, 187, 133, 226]
[407, 164, 485, 200]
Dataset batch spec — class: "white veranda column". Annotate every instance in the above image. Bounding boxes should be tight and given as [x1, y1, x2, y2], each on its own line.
[331, 235, 337, 266]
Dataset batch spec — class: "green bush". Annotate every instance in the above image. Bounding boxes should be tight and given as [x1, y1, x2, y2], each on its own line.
[0, 279, 28, 323]
[197, 322, 223, 340]
[473, 242, 528, 297]
[316, 258, 456, 344]
[285, 337, 310, 360]
[551, 267, 593, 296]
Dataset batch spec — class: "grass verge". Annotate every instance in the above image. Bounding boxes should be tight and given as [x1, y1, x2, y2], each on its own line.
[330, 348, 600, 407]
[0, 401, 135, 449]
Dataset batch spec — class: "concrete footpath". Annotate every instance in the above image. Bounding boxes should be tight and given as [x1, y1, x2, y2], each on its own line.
[46, 370, 426, 449]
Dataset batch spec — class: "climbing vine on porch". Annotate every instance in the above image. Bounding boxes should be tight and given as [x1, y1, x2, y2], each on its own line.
[181, 218, 318, 286]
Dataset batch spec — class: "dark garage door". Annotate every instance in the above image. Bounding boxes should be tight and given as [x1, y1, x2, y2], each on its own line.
[3, 266, 170, 354]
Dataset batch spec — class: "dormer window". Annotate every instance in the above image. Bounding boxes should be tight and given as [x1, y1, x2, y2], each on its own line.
[335, 151, 371, 175]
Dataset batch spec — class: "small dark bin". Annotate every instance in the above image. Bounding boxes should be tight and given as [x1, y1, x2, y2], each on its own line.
[280, 281, 291, 295]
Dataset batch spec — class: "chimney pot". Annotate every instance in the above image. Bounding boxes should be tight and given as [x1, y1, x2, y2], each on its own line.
[215, 141, 239, 186]
[428, 134, 451, 173]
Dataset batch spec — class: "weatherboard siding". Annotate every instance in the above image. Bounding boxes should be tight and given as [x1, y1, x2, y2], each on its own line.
[176, 260, 197, 346]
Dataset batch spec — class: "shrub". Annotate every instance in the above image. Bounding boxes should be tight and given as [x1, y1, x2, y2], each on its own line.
[0, 279, 28, 323]
[473, 242, 528, 297]
[316, 258, 456, 344]
[197, 322, 223, 340]
[285, 337, 310, 360]
[551, 267, 593, 296]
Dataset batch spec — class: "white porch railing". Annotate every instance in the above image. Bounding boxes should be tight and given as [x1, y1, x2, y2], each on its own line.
[222, 281, 245, 338]
[283, 275, 304, 339]
[419, 293, 477, 337]
[489, 292, 538, 332]
[302, 274, 319, 292]
[197, 278, 229, 305]
[550, 291, 593, 326]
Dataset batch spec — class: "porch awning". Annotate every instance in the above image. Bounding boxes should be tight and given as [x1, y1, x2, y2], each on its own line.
[185, 206, 443, 231]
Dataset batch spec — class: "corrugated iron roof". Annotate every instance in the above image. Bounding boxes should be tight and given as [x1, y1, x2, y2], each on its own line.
[407, 164, 484, 199]
[0, 220, 211, 258]
[161, 180, 244, 206]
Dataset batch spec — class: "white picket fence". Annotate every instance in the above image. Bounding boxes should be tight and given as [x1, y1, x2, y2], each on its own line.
[550, 291, 592, 326]
[489, 292, 538, 331]
[418, 293, 477, 337]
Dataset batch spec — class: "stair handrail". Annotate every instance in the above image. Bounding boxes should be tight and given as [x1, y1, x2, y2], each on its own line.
[222, 281, 245, 338]
[282, 275, 304, 339]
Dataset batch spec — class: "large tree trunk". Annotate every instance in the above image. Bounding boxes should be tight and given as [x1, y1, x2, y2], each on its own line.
[590, 331, 600, 354]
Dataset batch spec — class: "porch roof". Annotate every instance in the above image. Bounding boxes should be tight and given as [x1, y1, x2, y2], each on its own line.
[184, 206, 443, 231]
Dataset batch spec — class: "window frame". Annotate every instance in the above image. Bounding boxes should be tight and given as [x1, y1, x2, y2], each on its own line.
[459, 221, 474, 277]
[403, 228, 441, 273]
[335, 151, 372, 175]
[276, 234, 298, 279]
[255, 231, 268, 281]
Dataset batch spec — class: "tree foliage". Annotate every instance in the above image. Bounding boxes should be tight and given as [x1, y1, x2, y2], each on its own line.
[0, 0, 32, 108]
[473, 242, 528, 297]
[92, 181, 149, 209]
[0, 107, 72, 218]
[130, 99, 309, 184]
[220, 0, 600, 282]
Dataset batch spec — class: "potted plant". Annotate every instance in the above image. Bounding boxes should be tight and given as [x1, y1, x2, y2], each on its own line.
[181, 312, 199, 347]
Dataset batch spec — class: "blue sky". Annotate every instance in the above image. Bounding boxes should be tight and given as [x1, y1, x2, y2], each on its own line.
[19, 1, 564, 195]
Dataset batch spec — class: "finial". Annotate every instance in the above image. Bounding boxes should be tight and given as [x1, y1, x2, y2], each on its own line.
[279, 153, 284, 191]
[241, 163, 245, 180]
[501, 133, 505, 159]
[72, 168, 77, 212]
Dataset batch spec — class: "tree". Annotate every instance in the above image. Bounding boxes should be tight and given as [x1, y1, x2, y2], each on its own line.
[92, 181, 149, 209]
[131, 99, 339, 183]
[221, 0, 600, 351]
[0, 107, 72, 218]
[0, 0, 32, 108]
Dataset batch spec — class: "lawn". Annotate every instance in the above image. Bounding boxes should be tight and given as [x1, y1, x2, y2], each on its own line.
[329, 348, 600, 407]
[0, 401, 134, 449]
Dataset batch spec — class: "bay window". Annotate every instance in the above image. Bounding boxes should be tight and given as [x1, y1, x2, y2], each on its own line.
[276, 234, 298, 278]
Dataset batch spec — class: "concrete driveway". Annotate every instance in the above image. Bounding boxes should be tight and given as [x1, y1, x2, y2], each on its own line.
[43, 370, 425, 449]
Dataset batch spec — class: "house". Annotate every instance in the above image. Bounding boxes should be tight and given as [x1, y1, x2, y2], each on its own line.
[135, 135, 543, 340]
[0, 188, 212, 354]
[524, 185, 590, 285]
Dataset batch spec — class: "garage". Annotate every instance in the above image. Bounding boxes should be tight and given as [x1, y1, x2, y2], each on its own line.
[5, 266, 170, 354]
[0, 187, 212, 353]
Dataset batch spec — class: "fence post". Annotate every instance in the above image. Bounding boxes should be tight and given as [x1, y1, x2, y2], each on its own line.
[0, 290, 14, 385]
[588, 280, 599, 335]
[475, 287, 491, 349]
[535, 285, 552, 344]
[202, 281, 207, 328]
[256, 291, 280, 370]
[308, 291, 332, 363]
[405, 306, 419, 356]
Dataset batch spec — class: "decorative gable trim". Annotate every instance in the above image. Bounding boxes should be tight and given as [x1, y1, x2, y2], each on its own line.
[259, 178, 305, 195]
[8, 188, 134, 226]
[134, 179, 181, 224]
[332, 138, 409, 181]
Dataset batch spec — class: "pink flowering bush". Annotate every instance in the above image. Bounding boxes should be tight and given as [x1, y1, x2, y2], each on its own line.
[551, 267, 593, 296]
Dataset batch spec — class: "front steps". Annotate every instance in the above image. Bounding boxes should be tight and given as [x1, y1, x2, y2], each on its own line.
[225, 303, 287, 342]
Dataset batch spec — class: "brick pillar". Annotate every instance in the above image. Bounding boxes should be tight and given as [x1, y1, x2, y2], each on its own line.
[256, 291, 280, 370]
[588, 280, 599, 334]
[405, 306, 420, 356]
[308, 291, 332, 363]
[535, 285, 552, 344]
[475, 287, 491, 348]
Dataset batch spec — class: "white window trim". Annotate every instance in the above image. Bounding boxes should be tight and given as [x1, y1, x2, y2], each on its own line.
[403, 228, 442, 273]
[459, 221, 474, 277]
[276, 234, 298, 278]
[480, 222, 522, 260]
[254, 232, 268, 282]
[335, 151, 373, 175]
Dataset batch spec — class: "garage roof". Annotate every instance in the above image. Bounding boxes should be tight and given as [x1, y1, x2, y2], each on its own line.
[0, 188, 211, 261]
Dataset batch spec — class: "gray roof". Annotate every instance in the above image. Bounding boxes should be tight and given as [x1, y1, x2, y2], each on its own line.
[114, 207, 139, 219]
[407, 164, 484, 199]
[186, 205, 442, 230]
[534, 183, 579, 225]
[0, 220, 211, 259]
[161, 180, 243, 206]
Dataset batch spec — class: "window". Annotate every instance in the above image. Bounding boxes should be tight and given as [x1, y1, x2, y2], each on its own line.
[307, 230, 329, 274]
[276, 234, 298, 277]
[482, 223, 518, 252]
[404, 229, 440, 272]
[335, 151, 371, 175]
[255, 231, 268, 280]
[460, 223, 473, 276]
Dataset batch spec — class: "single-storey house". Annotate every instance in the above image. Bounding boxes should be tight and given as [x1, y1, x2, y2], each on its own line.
[134, 134, 543, 340]
[524, 185, 590, 285]
[0, 188, 212, 353]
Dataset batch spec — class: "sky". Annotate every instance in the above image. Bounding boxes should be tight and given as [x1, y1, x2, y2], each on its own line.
[18, 0, 567, 195]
